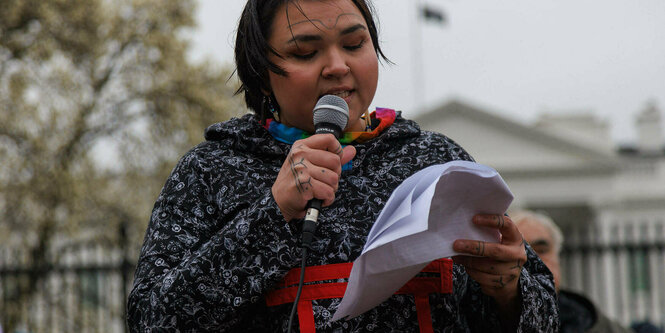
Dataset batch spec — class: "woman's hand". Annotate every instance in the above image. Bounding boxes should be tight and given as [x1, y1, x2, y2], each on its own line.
[452, 214, 526, 329]
[272, 134, 356, 222]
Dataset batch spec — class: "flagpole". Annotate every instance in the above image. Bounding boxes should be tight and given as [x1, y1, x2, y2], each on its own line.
[411, 0, 425, 112]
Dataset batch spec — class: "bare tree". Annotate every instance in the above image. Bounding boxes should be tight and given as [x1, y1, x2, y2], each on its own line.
[0, 0, 244, 330]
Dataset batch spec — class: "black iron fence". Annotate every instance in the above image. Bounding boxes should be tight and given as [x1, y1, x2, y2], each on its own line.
[3, 221, 664, 332]
[560, 221, 665, 329]
[0, 224, 136, 333]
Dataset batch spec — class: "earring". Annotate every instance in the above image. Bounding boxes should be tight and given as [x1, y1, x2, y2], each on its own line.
[364, 109, 371, 131]
[264, 95, 280, 122]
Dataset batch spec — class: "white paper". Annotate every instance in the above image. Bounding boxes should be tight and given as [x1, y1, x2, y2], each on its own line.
[332, 160, 513, 321]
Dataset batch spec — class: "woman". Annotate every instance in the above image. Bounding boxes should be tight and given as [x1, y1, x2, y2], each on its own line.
[128, 0, 559, 331]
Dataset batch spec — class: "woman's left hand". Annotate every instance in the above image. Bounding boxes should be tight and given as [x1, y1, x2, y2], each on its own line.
[452, 214, 526, 325]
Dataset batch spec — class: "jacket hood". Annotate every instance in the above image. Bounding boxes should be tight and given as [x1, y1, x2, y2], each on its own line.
[204, 114, 289, 157]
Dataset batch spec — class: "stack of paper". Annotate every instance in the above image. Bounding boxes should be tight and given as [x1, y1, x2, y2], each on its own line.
[332, 160, 513, 321]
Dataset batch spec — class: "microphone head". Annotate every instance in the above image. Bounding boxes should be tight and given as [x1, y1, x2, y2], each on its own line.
[313, 95, 349, 132]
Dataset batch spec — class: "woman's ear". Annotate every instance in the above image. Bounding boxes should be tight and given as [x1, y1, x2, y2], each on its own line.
[263, 93, 280, 122]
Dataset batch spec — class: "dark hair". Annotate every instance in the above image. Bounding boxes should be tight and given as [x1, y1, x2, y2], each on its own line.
[234, 0, 389, 123]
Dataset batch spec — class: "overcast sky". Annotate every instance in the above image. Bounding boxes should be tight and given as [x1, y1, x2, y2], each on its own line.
[188, 0, 665, 144]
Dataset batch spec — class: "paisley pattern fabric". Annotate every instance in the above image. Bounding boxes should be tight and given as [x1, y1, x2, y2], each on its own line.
[127, 112, 559, 332]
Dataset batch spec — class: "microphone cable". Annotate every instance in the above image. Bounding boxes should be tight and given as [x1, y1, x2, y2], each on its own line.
[287, 201, 321, 333]
[287, 248, 308, 333]
[286, 95, 347, 333]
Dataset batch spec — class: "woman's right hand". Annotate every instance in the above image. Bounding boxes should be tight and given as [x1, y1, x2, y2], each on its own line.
[272, 134, 356, 222]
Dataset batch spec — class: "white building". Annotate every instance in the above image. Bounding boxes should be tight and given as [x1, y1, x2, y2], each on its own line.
[413, 100, 665, 327]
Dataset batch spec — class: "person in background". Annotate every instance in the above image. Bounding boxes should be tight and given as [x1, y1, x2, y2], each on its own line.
[127, 0, 559, 331]
[513, 210, 636, 333]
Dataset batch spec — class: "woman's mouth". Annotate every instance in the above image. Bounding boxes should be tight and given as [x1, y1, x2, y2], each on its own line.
[321, 89, 353, 100]
[330, 90, 351, 98]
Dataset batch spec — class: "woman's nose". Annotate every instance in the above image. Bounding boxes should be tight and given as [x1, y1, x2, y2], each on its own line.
[321, 48, 350, 78]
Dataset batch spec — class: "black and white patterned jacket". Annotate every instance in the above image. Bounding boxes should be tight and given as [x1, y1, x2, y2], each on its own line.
[127, 113, 559, 332]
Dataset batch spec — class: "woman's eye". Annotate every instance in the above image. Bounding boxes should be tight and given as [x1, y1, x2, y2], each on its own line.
[345, 40, 365, 51]
[292, 51, 316, 60]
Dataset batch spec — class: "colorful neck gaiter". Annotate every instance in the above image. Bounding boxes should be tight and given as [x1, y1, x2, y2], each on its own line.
[263, 108, 396, 170]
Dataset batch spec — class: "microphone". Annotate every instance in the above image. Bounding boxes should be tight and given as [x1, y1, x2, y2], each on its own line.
[288, 95, 350, 333]
[301, 95, 349, 248]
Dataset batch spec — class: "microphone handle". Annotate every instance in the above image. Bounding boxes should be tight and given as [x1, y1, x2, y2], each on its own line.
[302, 199, 321, 248]
[301, 124, 341, 247]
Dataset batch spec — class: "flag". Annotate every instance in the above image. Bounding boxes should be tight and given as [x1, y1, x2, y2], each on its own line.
[421, 4, 446, 24]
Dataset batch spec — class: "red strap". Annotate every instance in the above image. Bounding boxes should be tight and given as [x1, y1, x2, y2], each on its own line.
[266, 283, 348, 306]
[278, 262, 353, 288]
[297, 300, 316, 333]
[439, 257, 453, 293]
[266, 258, 453, 332]
[414, 292, 434, 333]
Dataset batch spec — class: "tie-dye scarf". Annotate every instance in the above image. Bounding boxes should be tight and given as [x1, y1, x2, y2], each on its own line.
[263, 108, 396, 170]
[263, 107, 396, 144]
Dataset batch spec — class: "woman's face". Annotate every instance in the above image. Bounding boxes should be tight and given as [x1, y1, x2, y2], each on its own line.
[266, 0, 379, 133]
